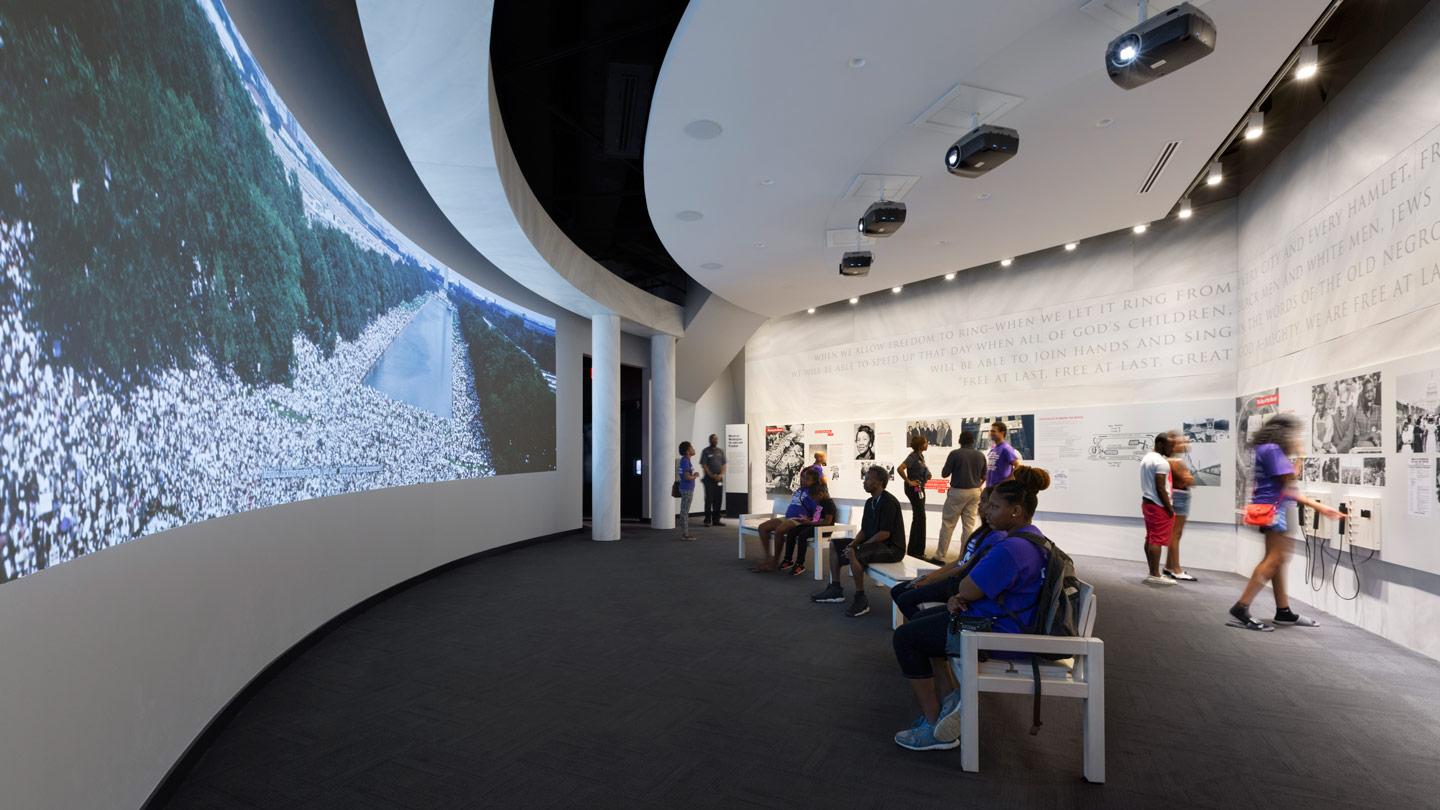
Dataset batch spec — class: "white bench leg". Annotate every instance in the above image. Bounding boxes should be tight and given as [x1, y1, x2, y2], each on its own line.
[737, 528, 745, 560]
[891, 600, 903, 630]
[812, 535, 824, 580]
[958, 634, 980, 773]
[1082, 641, 1106, 783]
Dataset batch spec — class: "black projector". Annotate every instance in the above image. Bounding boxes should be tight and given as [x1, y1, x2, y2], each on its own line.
[857, 200, 906, 237]
[944, 125, 1019, 178]
[839, 251, 873, 277]
[1106, 3, 1217, 90]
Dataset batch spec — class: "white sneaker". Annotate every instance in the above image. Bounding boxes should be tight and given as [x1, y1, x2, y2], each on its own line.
[1144, 574, 1177, 586]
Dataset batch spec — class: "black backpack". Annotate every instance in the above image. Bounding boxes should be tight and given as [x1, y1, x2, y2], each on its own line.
[946, 529, 1083, 735]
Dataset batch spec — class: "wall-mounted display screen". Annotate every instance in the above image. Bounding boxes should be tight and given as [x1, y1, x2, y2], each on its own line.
[0, 0, 557, 583]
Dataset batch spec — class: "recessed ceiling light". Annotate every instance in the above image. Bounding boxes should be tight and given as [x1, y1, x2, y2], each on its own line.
[1133, 223, 1148, 234]
[683, 119, 723, 139]
[944, 272, 957, 280]
[676, 210, 703, 222]
[849, 297, 859, 305]
[1178, 198, 1193, 220]
[976, 192, 992, 200]
[1207, 161, 1223, 186]
[1000, 258, 1013, 267]
[1244, 111, 1265, 140]
[1064, 242, 1078, 251]
[891, 286, 903, 294]
[807, 307, 816, 314]
[753, 242, 766, 249]
[848, 57, 866, 68]
[700, 262, 722, 270]
[759, 178, 775, 186]
[1295, 44, 1319, 80]
[1096, 117, 1116, 128]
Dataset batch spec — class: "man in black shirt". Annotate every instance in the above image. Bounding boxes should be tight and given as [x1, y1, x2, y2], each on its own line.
[811, 465, 906, 617]
[699, 434, 727, 527]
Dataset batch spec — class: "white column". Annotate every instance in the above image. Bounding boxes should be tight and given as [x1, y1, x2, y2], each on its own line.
[591, 313, 622, 542]
[650, 334, 677, 530]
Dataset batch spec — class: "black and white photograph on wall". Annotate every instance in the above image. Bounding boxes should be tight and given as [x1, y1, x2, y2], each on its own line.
[1309, 372, 1383, 454]
[1364, 457, 1387, 487]
[1341, 456, 1364, 486]
[853, 423, 877, 460]
[1322, 456, 1341, 484]
[1303, 457, 1324, 483]
[765, 424, 806, 495]
[1394, 367, 1440, 453]
[1236, 389, 1280, 507]
[1181, 417, 1231, 444]
[963, 415, 1036, 460]
[907, 419, 954, 448]
[1183, 441, 1224, 486]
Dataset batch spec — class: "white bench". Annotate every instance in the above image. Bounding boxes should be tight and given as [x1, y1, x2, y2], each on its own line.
[736, 498, 788, 559]
[864, 557, 940, 628]
[949, 580, 1104, 783]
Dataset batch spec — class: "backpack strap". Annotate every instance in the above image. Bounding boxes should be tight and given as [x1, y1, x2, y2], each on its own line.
[1029, 656, 1043, 735]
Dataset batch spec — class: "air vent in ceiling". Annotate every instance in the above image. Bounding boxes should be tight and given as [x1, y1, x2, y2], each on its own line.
[842, 173, 920, 201]
[911, 83, 1024, 135]
[1139, 140, 1182, 194]
[603, 63, 655, 159]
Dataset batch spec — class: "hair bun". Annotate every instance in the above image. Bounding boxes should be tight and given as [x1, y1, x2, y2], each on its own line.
[1012, 465, 1050, 493]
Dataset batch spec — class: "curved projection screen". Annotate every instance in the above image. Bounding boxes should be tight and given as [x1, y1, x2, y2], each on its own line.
[0, 0, 557, 584]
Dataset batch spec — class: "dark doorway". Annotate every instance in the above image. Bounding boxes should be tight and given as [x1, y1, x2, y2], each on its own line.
[583, 357, 646, 522]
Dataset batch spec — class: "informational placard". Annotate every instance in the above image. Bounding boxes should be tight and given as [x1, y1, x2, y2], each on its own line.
[1407, 458, 1433, 518]
[724, 423, 748, 493]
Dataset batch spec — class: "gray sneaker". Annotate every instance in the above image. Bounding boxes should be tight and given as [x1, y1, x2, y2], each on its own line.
[845, 593, 871, 617]
[810, 582, 845, 603]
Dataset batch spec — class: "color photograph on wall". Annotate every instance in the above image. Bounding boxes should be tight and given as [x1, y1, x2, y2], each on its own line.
[0, 0, 557, 584]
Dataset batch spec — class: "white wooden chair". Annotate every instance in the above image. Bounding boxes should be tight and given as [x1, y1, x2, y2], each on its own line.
[948, 580, 1104, 783]
[806, 503, 858, 580]
[736, 497, 788, 559]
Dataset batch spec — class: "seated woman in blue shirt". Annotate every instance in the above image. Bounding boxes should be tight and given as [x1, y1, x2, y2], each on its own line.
[890, 466, 1051, 751]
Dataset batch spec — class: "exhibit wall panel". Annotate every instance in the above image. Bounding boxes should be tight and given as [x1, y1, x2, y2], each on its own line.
[1235, 0, 1440, 658]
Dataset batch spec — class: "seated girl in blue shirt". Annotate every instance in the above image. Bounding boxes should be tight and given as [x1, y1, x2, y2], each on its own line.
[890, 466, 1052, 751]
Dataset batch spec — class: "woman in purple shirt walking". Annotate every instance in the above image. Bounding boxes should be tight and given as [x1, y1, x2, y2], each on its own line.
[1230, 415, 1342, 631]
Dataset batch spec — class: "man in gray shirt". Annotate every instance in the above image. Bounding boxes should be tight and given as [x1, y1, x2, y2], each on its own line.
[934, 430, 987, 564]
[699, 434, 727, 527]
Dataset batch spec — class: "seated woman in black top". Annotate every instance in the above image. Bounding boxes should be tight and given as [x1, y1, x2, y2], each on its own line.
[778, 480, 837, 577]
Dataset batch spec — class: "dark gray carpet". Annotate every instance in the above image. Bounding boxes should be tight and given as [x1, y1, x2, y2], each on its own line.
[157, 524, 1440, 809]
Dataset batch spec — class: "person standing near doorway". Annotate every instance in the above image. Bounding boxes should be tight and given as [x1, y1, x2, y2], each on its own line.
[933, 430, 986, 565]
[898, 434, 931, 559]
[1140, 433, 1176, 586]
[700, 434, 727, 528]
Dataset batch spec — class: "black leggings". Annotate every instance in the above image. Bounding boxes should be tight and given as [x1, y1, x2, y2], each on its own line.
[781, 523, 812, 565]
[905, 486, 926, 557]
[891, 577, 957, 621]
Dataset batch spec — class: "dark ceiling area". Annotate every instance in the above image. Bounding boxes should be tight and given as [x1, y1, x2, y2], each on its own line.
[1184, 0, 1433, 212]
[491, 0, 693, 306]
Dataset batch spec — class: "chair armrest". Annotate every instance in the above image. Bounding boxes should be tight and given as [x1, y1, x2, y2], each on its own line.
[957, 631, 1104, 658]
[813, 523, 858, 540]
[738, 512, 780, 522]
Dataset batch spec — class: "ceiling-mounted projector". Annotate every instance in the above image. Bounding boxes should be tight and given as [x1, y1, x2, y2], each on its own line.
[839, 251, 873, 277]
[944, 124, 1019, 178]
[857, 201, 906, 237]
[1106, 2, 1216, 90]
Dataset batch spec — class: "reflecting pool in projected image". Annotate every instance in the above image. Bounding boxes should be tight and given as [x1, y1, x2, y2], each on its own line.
[363, 296, 455, 418]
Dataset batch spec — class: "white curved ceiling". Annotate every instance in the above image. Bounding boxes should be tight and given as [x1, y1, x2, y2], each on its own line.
[357, 0, 684, 337]
[646, 0, 1330, 318]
